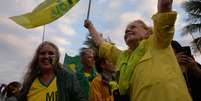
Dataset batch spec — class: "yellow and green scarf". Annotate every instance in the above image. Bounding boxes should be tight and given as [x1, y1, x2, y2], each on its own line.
[116, 40, 146, 95]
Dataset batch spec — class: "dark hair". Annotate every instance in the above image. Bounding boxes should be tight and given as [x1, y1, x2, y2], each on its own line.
[95, 57, 106, 73]
[6, 81, 21, 97]
[19, 41, 62, 100]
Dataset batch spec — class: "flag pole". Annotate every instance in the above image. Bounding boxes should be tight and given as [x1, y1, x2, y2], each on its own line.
[42, 25, 45, 42]
[87, 0, 92, 20]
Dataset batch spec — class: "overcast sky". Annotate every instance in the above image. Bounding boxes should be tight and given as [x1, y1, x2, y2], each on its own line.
[0, 0, 200, 84]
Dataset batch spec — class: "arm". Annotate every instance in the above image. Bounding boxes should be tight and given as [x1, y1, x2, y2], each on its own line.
[176, 53, 201, 79]
[84, 20, 105, 47]
[192, 63, 201, 79]
[84, 20, 122, 64]
[152, 0, 176, 48]
[186, 57, 201, 79]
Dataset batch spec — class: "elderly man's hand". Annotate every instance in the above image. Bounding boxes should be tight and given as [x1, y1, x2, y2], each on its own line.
[84, 20, 94, 29]
[158, 0, 173, 12]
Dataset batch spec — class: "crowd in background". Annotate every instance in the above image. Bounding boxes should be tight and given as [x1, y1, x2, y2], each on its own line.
[1, 40, 200, 101]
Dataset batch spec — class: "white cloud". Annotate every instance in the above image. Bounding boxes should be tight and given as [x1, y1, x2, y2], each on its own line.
[0, 33, 40, 55]
[176, 34, 193, 46]
[109, 0, 123, 9]
[50, 36, 71, 46]
[0, 33, 40, 84]
[0, 16, 21, 29]
[120, 12, 146, 24]
[1, 0, 40, 17]
[130, 0, 157, 15]
[58, 24, 76, 36]
[174, 0, 185, 4]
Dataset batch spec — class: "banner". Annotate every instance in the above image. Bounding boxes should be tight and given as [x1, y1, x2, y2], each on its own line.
[63, 53, 81, 73]
[10, 0, 80, 29]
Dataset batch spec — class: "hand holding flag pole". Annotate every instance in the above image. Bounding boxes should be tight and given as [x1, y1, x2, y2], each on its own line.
[87, 0, 92, 20]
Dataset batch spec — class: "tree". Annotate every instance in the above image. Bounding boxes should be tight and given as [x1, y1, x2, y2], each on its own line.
[182, 0, 201, 53]
[192, 37, 201, 53]
[83, 33, 114, 56]
[83, 33, 99, 56]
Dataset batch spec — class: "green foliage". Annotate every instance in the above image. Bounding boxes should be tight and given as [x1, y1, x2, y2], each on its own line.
[83, 34, 99, 56]
[182, 0, 201, 53]
[83, 33, 114, 57]
[182, 0, 201, 34]
[192, 37, 201, 53]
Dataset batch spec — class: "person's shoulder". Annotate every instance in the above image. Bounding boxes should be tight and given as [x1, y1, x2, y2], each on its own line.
[93, 73, 101, 81]
[56, 68, 73, 78]
[90, 74, 102, 88]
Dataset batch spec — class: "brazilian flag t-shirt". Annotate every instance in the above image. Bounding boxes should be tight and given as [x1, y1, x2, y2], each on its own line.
[27, 77, 58, 101]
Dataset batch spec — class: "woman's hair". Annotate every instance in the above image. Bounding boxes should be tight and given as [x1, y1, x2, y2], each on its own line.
[19, 41, 62, 99]
[134, 20, 153, 37]
[94, 56, 106, 73]
[134, 20, 151, 30]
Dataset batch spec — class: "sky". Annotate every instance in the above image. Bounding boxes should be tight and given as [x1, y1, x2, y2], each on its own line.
[0, 0, 200, 84]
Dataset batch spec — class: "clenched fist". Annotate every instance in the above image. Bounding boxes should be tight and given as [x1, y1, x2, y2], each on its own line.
[84, 20, 93, 29]
[158, 0, 173, 12]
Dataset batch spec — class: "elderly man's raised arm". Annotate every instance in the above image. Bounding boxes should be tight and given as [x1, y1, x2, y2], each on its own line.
[84, 20, 121, 65]
[84, 20, 104, 47]
[152, 0, 177, 48]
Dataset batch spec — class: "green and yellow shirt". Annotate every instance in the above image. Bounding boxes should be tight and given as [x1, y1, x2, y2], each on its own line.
[27, 77, 57, 101]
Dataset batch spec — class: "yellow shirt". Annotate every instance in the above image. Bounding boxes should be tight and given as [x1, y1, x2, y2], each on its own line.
[99, 11, 192, 101]
[27, 77, 57, 101]
[89, 73, 114, 101]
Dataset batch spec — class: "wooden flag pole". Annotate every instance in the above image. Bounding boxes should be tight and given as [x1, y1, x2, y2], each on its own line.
[87, 0, 92, 20]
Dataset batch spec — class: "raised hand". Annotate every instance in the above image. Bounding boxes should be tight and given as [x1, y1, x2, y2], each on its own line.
[158, 0, 173, 12]
[84, 20, 94, 29]
[84, 19, 104, 47]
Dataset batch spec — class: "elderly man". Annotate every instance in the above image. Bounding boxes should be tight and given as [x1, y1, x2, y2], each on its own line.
[84, 0, 192, 100]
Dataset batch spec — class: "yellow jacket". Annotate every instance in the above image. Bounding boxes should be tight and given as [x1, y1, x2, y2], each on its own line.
[99, 11, 192, 101]
[89, 73, 114, 101]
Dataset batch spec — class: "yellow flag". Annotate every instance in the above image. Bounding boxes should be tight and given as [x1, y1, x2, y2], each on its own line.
[10, 0, 80, 29]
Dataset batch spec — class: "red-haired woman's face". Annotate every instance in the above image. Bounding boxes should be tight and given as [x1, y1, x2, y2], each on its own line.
[38, 44, 56, 70]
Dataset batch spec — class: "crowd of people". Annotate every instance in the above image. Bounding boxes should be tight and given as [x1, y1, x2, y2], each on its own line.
[1, 0, 201, 101]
